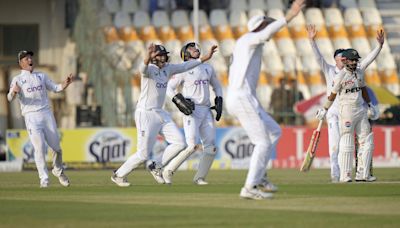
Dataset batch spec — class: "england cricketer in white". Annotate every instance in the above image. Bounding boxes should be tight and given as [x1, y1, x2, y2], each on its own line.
[163, 42, 223, 185]
[111, 43, 217, 187]
[7, 50, 73, 188]
[316, 30, 384, 182]
[226, 0, 306, 200]
[307, 24, 345, 183]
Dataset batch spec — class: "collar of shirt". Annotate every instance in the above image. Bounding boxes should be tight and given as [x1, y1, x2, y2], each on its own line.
[21, 70, 31, 75]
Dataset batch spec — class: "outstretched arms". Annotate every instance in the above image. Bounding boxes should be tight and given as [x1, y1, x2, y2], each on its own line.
[360, 30, 384, 70]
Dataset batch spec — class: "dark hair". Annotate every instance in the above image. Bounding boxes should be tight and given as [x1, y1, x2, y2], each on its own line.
[334, 49, 345, 58]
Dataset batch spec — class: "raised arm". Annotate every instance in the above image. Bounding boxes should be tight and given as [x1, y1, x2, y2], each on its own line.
[307, 24, 331, 76]
[247, 0, 304, 45]
[7, 78, 19, 102]
[360, 30, 384, 70]
[285, 0, 306, 22]
[45, 73, 74, 93]
[169, 45, 217, 75]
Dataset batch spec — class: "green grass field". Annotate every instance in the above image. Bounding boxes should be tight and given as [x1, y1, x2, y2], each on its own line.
[0, 168, 399, 228]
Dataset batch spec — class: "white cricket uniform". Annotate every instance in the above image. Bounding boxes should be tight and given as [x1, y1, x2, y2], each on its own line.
[310, 40, 340, 179]
[115, 59, 202, 178]
[166, 63, 223, 181]
[332, 45, 382, 181]
[226, 18, 286, 188]
[7, 70, 65, 186]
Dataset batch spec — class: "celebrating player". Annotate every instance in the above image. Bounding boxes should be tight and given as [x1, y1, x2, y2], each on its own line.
[7, 50, 74, 188]
[226, 0, 305, 200]
[111, 43, 217, 187]
[315, 30, 384, 182]
[307, 24, 345, 182]
[162, 42, 223, 185]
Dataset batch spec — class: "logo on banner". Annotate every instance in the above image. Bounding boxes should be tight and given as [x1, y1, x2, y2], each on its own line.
[88, 131, 130, 162]
[219, 128, 255, 168]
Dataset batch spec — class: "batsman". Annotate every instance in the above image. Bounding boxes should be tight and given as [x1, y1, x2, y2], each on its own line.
[316, 30, 384, 182]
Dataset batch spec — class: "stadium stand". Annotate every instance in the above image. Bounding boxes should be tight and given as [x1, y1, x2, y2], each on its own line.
[93, 0, 400, 126]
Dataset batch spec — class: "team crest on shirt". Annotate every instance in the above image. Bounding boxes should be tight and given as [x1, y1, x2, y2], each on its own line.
[345, 121, 352, 128]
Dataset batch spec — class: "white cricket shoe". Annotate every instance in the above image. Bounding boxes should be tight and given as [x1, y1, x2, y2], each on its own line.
[52, 169, 70, 187]
[148, 161, 165, 184]
[40, 179, 49, 188]
[355, 176, 377, 182]
[194, 178, 209, 185]
[340, 176, 352, 183]
[240, 187, 273, 200]
[111, 172, 131, 187]
[162, 169, 174, 185]
[258, 180, 278, 193]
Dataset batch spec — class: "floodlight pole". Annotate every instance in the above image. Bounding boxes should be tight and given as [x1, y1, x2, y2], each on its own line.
[193, 0, 199, 42]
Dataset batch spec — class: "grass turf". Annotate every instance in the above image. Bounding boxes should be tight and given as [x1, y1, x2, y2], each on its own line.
[0, 168, 399, 227]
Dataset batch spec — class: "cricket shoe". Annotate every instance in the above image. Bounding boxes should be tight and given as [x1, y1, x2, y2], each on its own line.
[52, 169, 70, 187]
[194, 178, 208, 185]
[355, 176, 377, 182]
[111, 172, 131, 187]
[258, 180, 278, 193]
[340, 176, 352, 183]
[240, 187, 273, 200]
[148, 161, 165, 184]
[40, 179, 49, 188]
[162, 169, 174, 185]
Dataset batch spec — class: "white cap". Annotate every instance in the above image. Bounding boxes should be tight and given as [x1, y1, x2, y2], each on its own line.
[247, 15, 275, 32]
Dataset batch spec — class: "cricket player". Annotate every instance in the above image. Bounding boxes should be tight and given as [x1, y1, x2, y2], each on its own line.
[7, 50, 73, 188]
[111, 43, 217, 187]
[315, 30, 384, 182]
[307, 24, 345, 182]
[226, 0, 306, 200]
[163, 42, 223, 185]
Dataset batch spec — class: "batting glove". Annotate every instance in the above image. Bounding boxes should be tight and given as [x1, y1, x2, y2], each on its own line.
[367, 103, 380, 120]
[315, 108, 327, 121]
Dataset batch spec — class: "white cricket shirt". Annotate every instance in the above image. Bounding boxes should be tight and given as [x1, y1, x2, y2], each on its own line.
[7, 70, 62, 116]
[136, 59, 202, 110]
[332, 45, 382, 106]
[167, 63, 223, 106]
[228, 18, 287, 95]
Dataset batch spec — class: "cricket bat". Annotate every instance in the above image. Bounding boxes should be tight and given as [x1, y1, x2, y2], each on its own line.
[300, 120, 323, 172]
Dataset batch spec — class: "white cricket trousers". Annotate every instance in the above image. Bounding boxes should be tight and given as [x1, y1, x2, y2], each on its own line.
[116, 109, 186, 177]
[24, 109, 64, 185]
[227, 92, 282, 188]
[326, 109, 340, 179]
[338, 104, 372, 181]
[183, 106, 216, 181]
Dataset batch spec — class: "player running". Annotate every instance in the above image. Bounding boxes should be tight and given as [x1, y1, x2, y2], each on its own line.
[7, 50, 74, 188]
[226, 0, 305, 200]
[111, 43, 217, 187]
[315, 30, 384, 182]
[307, 24, 345, 182]
[162, 42, 223, 185]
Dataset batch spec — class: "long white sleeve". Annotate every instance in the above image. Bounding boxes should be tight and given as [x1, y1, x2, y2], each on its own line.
[168, 59, 202, 75]
[44, 74, 63, 92]
[310, 39, 332, 77]
[359, 44, 382, 71]
[246, 18, 287, 46]
[7, 78, 17, 102]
